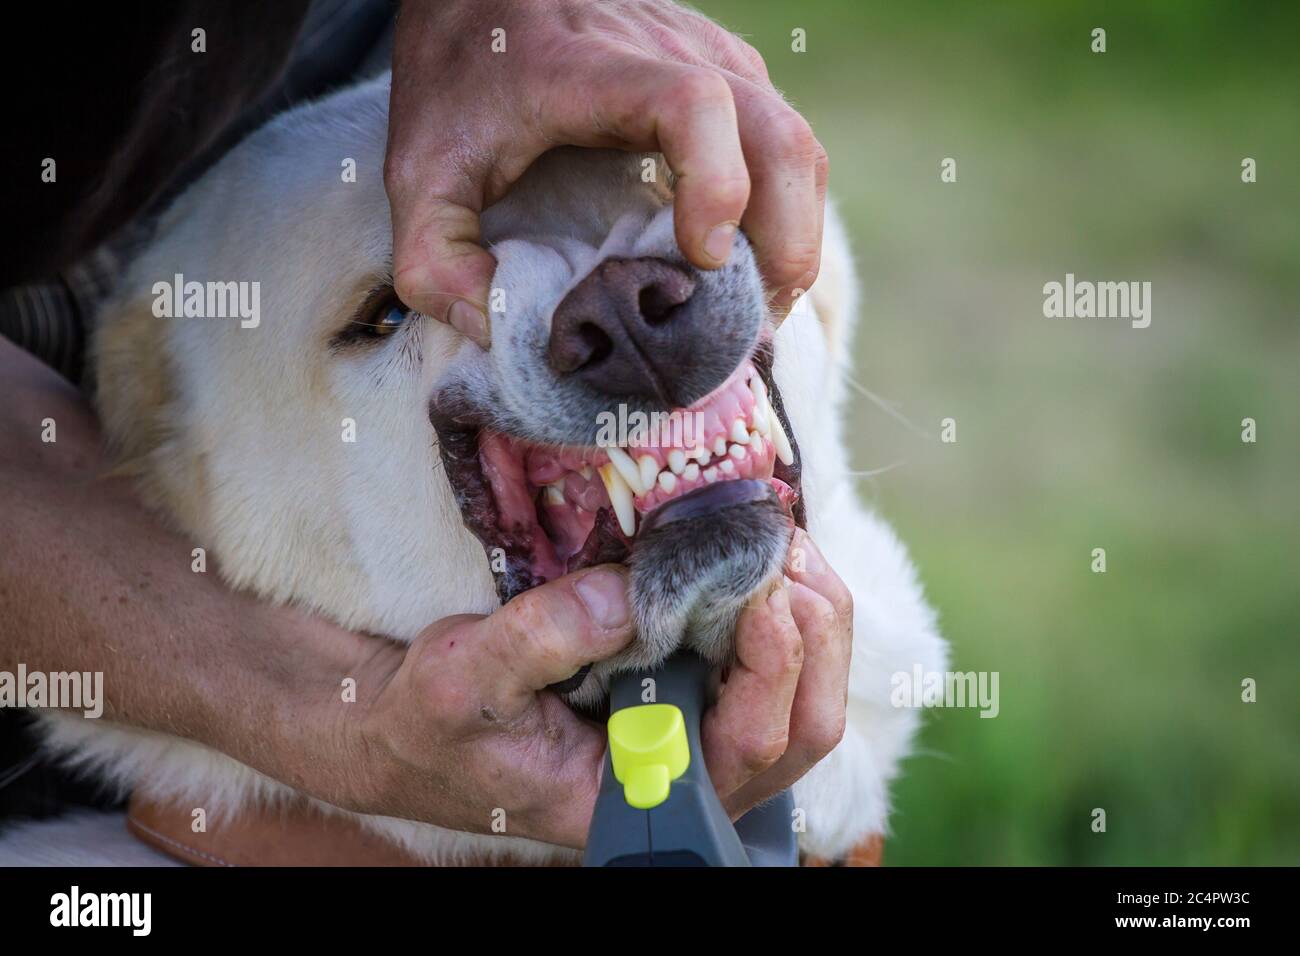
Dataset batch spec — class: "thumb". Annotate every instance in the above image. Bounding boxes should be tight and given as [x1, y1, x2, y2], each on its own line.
[388, 180, 496, 349]
[472, 565, 636, 702]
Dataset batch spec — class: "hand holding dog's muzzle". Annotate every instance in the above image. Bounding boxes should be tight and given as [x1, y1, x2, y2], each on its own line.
[347, 564, 636, 849]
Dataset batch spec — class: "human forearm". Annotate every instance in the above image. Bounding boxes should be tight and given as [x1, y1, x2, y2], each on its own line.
[0, 337, 375, 798]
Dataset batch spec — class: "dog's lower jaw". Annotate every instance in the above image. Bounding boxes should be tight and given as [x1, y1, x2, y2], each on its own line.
[565, 481, 795, 708]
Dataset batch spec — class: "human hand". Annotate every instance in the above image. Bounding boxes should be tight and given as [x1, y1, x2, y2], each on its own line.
[385, 0, 828, 347]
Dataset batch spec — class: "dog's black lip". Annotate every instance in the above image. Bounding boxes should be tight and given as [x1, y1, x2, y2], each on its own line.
[636, 478, 777, 538]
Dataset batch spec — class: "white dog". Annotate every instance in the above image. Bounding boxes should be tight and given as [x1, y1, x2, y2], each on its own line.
[13, 74, 945, 866]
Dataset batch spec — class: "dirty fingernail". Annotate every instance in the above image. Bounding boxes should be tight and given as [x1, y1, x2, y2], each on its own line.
[575, 568, 631, 630]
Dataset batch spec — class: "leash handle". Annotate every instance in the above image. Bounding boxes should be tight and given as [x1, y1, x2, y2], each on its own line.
[582, 652, 797, 867]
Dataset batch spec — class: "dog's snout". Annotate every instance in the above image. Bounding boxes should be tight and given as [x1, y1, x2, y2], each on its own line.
[547, 257, 700, 405]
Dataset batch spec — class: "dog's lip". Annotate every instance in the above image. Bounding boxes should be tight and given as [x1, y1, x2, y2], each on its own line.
[636, 478, 778, 538]
[428, 338, 803, 606]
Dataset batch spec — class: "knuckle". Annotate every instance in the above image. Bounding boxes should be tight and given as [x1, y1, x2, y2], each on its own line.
[736, 41, 770, 79]
[739, 729, 789, 774]
[828, 581, 855, 627]
[499, 591, 570, 671]
[766, 244, 822, 293]
[767, 109, 819, 165]
[702, 172, 751, 211]
[812, 140, 830, 181]
[804, 711, 847, 761]
[668, 66, 734, 110]
[806, 591, 841, 635]
[772, 618, 805, 672]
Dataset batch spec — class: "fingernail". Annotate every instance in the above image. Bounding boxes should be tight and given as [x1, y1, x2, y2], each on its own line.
[704, 222, 737, 264]
[793, 529, 826, 574]
[448, 299, 490, 348]
[575, 569, 631, 630]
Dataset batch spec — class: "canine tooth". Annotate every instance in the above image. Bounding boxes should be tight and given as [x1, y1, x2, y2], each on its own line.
[579, 465, 593, 481]
[543, 482, 565, 506]
[598, 464, 637, 537]
[606, 446, 647, 495]
[719, 459, 736, 475]
[703, 466, 719, 483]
[769, 410, 795, 465]
[730, 419, 750, 445]
[683, 462, 700, 482]
[713, 437, 727, 456]
[728, 443, 747, 461]
[657, 470, 677, 494]
[638, 454, 658, 492]
[668, 449, 687, 475]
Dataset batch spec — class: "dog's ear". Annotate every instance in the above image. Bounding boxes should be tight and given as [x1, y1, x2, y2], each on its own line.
[91, 288, 173, 468]
[91, 287, 212, 530]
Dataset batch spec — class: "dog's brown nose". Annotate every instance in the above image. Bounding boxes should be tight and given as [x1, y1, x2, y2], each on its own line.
[547, 257, 699, 405]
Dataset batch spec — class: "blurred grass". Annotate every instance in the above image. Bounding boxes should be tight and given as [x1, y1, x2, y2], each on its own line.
[695, 0, 1299, 864]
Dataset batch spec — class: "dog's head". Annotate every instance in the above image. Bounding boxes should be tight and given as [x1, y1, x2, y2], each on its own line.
[96, 78, 804, 702]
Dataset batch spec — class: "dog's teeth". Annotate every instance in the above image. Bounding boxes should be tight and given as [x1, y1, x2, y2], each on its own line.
[749, 429, 763, 448]
[598, 463, 637, 537]
[697, 450, 711, 466]
[637, 454, 658, 492]
[543, 481, 566, 506]
[749, 377, 774, 436]
[769, 411, 794, 465]
[579, 465, 593, 481]
[657, 470, 677, 494]
[683, 462, 700, 482]
[687, 444, 709, 461]
[668, 449, 686, 475]
[719, 459, 736, 475]
[730, 419, 750, 445]
[728, 442, 747, 461]
[713, 437, 727, 457]
[606, 445, 647, 495]
[703, 466, 719, 483]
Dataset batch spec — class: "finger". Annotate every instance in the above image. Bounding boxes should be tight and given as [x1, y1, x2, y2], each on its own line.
[785, 528, 854, 632]
[723, 76, 826, 313]
[726, 580, 850, 812]
[702, 583, 803, 802]
[538, 55, 751, 271]
[385, 156, 496, 348]
[464, 565, 635, 712]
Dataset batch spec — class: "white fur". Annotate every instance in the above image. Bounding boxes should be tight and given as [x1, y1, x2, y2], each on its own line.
[10, 75, 945, 865]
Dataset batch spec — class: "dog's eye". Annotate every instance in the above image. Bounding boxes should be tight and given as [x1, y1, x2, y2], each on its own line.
[333, 290, 411, 348]
[370, 302, 408, 336]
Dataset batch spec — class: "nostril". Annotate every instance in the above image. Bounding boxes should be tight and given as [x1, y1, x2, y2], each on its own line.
[638, 283, 687, 326]
[576, 322, 613, 368]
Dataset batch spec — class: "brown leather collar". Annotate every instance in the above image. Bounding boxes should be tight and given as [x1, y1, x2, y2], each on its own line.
[127, 792, 880, 867]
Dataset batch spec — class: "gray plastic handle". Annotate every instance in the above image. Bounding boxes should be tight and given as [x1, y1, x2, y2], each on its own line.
[582, 652, 797, 867]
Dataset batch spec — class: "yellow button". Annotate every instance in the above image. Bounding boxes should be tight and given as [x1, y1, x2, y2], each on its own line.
[607, 704, 690, 809]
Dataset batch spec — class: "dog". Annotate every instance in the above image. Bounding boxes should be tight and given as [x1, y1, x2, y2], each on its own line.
[14, 73, 945, 865]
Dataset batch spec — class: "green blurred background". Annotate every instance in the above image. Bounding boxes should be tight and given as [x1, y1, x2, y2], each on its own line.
[694, 0, 1299, 864]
